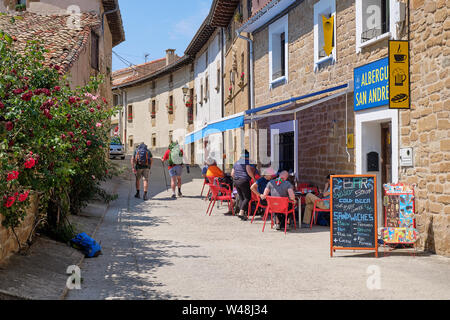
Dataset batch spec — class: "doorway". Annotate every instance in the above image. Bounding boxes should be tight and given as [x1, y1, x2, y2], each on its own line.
[279, 132, 295, 173]
[270, 120, 298, 175]
[356, 107, 399, 229]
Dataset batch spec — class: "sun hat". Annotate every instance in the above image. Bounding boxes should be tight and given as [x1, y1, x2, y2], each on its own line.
[206, 157, 216, 166]
[262, 167, 276, 177]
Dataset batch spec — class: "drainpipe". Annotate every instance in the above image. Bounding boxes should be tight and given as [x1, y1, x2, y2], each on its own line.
[101, 7, 119, 34]
[236, 31, 255, 160]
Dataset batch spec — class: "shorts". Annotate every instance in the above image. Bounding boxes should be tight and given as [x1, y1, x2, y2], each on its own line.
[169, 165, 182, 177]
[136, 168, 150, 181]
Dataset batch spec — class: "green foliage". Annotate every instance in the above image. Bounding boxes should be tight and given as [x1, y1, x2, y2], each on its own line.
[0, 31, 120, 238]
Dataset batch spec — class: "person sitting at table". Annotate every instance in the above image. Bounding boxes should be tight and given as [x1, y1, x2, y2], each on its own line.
[303, 174, 332, 225]
[250, 167, 276, 208]
[261, 171, 296, 231]
[201, 162, 209, 182]
[206, 157, 224, 179]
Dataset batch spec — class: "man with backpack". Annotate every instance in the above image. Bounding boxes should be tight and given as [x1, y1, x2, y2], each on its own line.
[162, 141, 184, 199]
[131, 143, 153, 201]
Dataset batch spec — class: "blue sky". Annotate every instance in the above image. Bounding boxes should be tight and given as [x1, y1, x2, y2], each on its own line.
[112, 0, 211, 71]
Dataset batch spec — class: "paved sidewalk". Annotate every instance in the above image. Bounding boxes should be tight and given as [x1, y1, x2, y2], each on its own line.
[0, 166, 124, 300]
[66, 160, 450, 300]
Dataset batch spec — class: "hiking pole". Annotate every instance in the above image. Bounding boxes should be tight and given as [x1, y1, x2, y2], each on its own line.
[161, 158, 169, 193]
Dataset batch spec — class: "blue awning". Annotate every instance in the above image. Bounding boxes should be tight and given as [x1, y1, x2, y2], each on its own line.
[185, 83, 349, 144]
[185, 113, 245, 144]
[245, 83, 348, 116]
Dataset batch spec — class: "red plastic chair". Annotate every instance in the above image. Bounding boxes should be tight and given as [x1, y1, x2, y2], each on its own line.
[310, 199, 330, 229]
[263, 196, 297, 235]
[206, 184, 234, 216]
[200, 179, 208, 198]
[248, 192, 268, 223]
[203, 177, 217, 201]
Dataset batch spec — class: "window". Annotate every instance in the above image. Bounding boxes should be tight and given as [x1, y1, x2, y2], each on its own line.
[169, 74, 173, 86]
[169, 131, 173, 144]
[200, 79, 204, 104]
[129, 136, 134, 149]
[151, 100, 156, 118]
[269, 14, 288, 87]
[127, 105, 133, 122]
[205, 75, 209, 102]
[247, 0, 252, 19]
[152, 81, 156, 89]
[356, 0, 405, 52]
[216, 67, 221, 91]
[314, 0, 336, 70]
[91, 32, 99, 70]
[241, 52, 245, 79]
[152, 134, 156, 147]
[361, 0, 390, 42]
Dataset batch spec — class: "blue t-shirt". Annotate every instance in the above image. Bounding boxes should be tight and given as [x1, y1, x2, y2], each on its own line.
[202, 166, 208, 175]
[256, 177, 270, 194]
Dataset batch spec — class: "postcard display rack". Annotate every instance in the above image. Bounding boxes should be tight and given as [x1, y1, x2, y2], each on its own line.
[382, 183, 419, 255]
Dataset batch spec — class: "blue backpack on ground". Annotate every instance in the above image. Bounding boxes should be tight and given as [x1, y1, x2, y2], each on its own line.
[70, 233, 102, 258]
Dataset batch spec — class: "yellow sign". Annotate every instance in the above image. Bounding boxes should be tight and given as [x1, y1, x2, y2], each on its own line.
[347, 134, 354, 149]
[389, 40, 410, 109]
[322, 15, 334, 57]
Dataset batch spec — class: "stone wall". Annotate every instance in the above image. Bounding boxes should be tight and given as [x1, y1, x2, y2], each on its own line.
[0, 195, 39, 264]
[399, 0, 450, 256]
[257, 94, 355, 188]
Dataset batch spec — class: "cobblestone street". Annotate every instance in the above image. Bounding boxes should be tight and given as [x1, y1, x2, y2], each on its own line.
[66, 160, 450, 300]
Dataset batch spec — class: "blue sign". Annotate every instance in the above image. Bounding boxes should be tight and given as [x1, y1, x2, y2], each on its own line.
[354, 57, 389, 111]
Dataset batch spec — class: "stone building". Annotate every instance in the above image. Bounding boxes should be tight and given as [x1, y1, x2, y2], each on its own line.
[0, 0, 125, 263]
[112, 51, 193, 157]
[400, 0, 449, 256]
[236, 0, 448, 256]
[220, 0, 253, 170]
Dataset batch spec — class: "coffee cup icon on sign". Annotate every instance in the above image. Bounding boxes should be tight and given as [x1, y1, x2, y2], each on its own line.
[394, 54, 407, 63]
[394, 69, 407, 86]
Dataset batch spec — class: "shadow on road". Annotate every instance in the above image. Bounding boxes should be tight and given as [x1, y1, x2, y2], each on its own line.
[68, 159, 208, 300]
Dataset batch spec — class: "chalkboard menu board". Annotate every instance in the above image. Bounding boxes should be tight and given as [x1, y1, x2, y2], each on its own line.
[330, 175, 378, 258]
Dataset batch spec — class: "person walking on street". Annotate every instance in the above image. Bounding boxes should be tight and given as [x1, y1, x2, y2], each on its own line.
[163, 141, 184, 199]
[131, 143, 153, 201]
[231, 150, 256, 221]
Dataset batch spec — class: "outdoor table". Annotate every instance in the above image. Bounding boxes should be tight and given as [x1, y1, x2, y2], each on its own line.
[294, 191, 308, 229]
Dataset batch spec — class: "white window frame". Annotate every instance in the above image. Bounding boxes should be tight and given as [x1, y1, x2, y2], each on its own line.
[356, 0, 406, 53]
[314, 0, 337, 71]
[268, 14, 289, 89]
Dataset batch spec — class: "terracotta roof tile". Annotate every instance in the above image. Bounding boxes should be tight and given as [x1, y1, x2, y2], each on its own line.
[112, 56, 180, 87]
[0, 12, 101, 73]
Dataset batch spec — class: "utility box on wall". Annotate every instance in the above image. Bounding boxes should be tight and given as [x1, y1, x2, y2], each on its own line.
[400, 148, 414, 167]
[367, 152, 379, 172]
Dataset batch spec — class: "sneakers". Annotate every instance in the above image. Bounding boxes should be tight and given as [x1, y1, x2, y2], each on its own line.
[143, 193, 148, 201]
[178, 189, 183, 197]
[171, 194, 177, 199]
[134, 191, 140, 199]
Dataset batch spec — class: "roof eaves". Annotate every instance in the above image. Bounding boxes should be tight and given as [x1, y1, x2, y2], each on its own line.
[184, 16, 216, 57]
[112, 55, 193, 90]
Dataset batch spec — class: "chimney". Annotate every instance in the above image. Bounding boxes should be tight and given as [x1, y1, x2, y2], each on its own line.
[166, 49, 176, 66]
